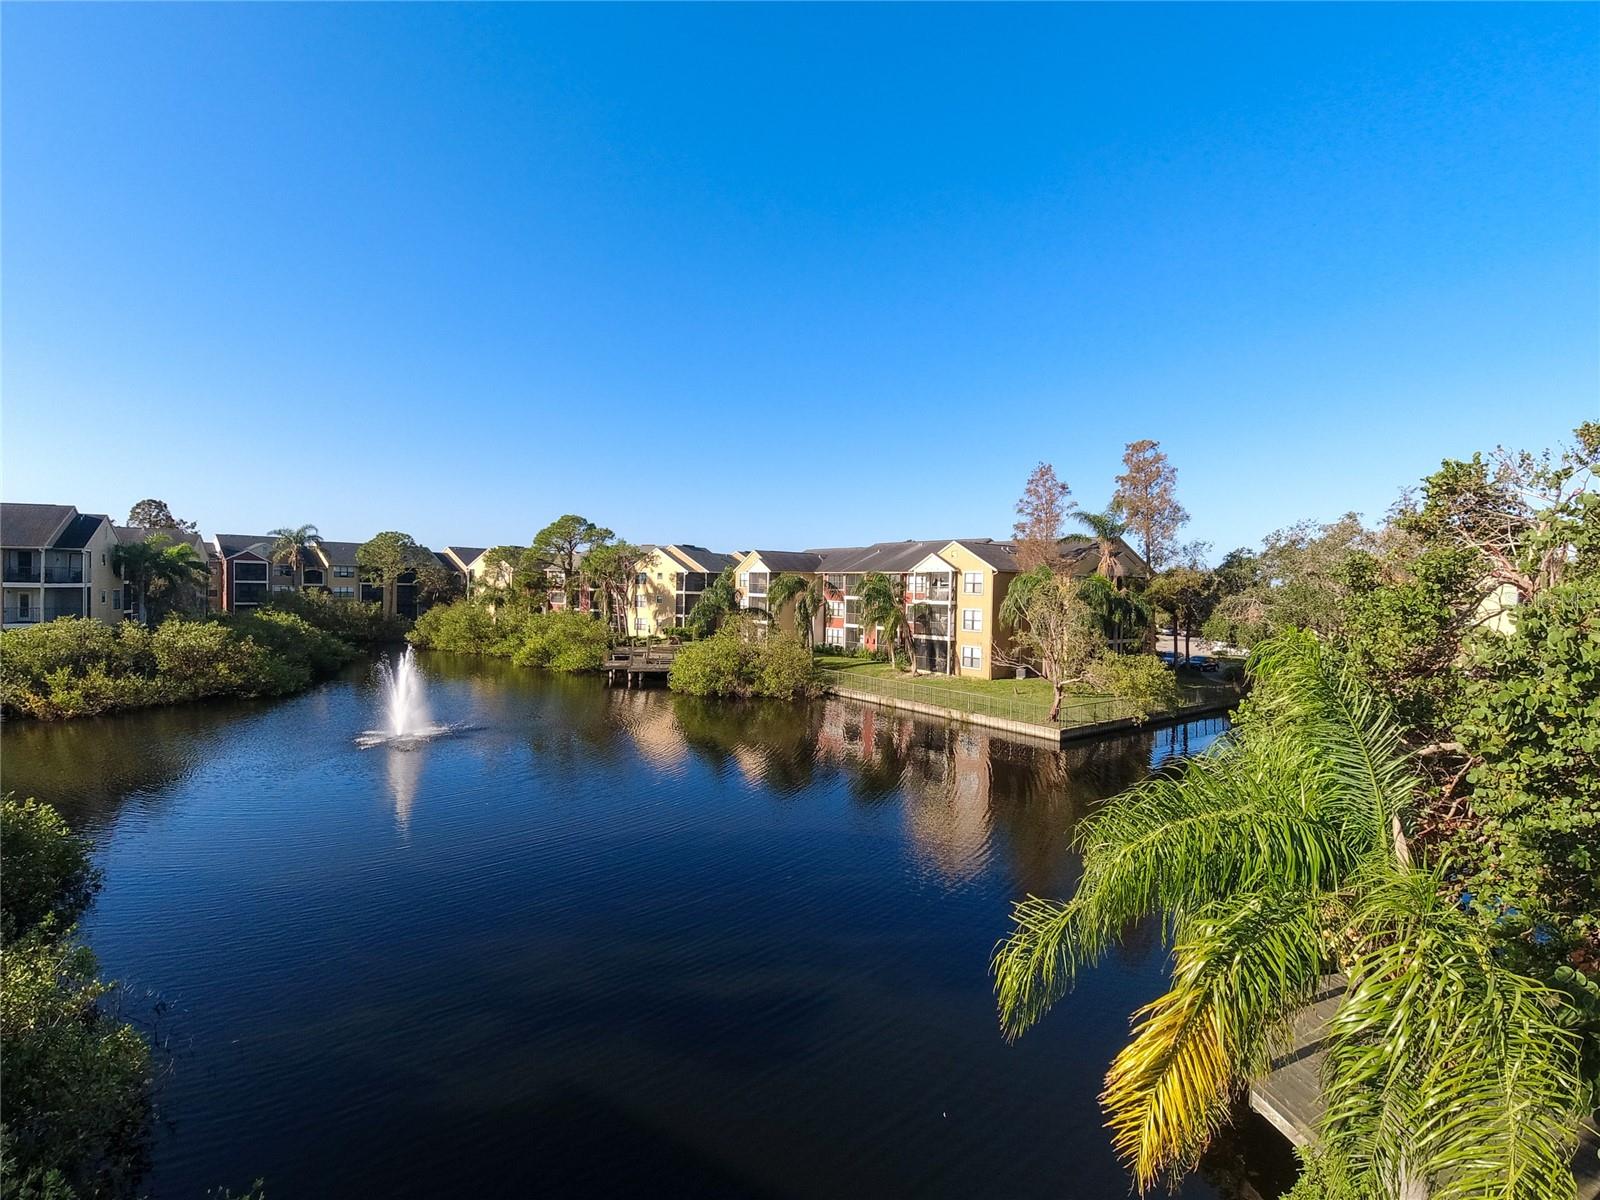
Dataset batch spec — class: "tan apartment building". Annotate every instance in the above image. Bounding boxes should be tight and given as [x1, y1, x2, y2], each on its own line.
[1, 503, 124, 628]
[731, 535, 1149, 679]
[627, 544, 738, 636]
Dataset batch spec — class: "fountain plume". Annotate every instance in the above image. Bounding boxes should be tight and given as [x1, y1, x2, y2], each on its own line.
[357, 646, 452, 747]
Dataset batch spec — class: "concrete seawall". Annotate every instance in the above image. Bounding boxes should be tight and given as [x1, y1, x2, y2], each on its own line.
[822, 683, 1238, 746]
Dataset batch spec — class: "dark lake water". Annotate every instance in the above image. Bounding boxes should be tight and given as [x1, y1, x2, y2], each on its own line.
[0, 653, 1289, 1199]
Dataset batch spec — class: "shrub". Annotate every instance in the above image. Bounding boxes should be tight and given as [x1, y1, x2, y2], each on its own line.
[0, 798, 101, 943]
[0, 613, 358, 720]
[1085, 653, 1180, 717]
[668, 625, 818, 699]
[267, 590, 408, 644]
[0, 797, 151, 1198]
[409, 600, 504, 655]
[511, 611, 610, 673]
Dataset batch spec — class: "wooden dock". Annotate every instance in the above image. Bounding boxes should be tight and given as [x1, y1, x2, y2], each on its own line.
[603, 645, 678, 687]
[1248, 976, 1600, 1199]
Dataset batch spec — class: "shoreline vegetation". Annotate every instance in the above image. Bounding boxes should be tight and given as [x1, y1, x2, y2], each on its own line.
[0, 597, 401, 721]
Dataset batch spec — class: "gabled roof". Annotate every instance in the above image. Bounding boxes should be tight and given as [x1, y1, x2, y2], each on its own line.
[312, 540, 363, 566]
[443, 546, 487, 570]
[742, 549, 825, 573]
[948, 538, 1020, 571]
[661, 544, 736, 575]
[809, 540, 955, 574]
[0, 503, 78, 548]
[214, 533, 274, 559]
[51, 512, 112, 549]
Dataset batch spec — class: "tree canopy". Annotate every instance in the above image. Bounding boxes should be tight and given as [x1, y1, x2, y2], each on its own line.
[1112, 439, 1188, 572]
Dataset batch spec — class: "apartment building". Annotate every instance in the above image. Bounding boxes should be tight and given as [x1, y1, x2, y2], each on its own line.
[1, 503, 124, 628]
[213, 534, 458, 617]
[731, 534, 1149, 679]
[627, 544, 737, 636]
[113, 525, 218, 614]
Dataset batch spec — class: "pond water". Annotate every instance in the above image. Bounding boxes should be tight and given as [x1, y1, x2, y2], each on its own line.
[0, 654, 1289, 1199]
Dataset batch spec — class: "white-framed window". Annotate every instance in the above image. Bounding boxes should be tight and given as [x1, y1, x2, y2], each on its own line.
[334, 566, 356, 578]
[827, 599, 845, 619]
[738, 572, 749, 593]
[634, 618, 646, 632]
[825, 626, 845, 647]
[961, 645, 982, 669]
[333, 587, 355, 599]
[962, 608, 982, 631]
[963, 572, 983, 594]
[276, 563, 294, 577]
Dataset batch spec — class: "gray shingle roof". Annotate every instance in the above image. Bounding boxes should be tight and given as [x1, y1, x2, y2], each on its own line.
[214, 533, 274, 559]
[745, 550, 824, 573]
[444, 546, 487, 567]
[313, 540, 363, 566]
[50, 513, 111, 549]
[115, 525, 209, 556]
[1, 503, 77, 548]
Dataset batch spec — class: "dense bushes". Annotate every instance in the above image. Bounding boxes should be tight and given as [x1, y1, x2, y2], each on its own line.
[407, 601, 610, 672]
[0, 614, 358, 720]
[1, 798, 152, 1198]
[266, 589, 409, 644]
[668, 623, 818, 700]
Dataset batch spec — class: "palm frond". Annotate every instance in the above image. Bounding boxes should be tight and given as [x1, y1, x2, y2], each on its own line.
[1322, 867, 1584, 1200]
[1103, 890, 1325, 1191]
[1245, 630, 1415, 855]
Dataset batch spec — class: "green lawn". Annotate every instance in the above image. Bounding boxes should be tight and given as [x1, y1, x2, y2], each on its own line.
[812, 655, 1127, 726]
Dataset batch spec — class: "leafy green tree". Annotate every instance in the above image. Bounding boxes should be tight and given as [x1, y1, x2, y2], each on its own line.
[526, 515, 613, 608]
[125, 498, 196, 534]
[1453, 574, 1600, 967]
[266, 525, 321, 574]
[766, 572, 825, 647]
[993, 632, 1586, 1197]
[356, 532, 421, 618]
[581, 541, 649, 635]
[1144, 566, 1214, 661]
[475, 545, 526, 604]
[994, 573, 1105, 720]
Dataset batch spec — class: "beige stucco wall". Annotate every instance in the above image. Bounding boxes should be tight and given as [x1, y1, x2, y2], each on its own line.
[940, 542, 1015, 680]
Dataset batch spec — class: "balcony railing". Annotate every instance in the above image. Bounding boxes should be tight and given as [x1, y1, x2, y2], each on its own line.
[43, 567, 84, 584]
[3, 566, 41, 583]
[2, 608, 40, 624]
[43, 601, 85, 620]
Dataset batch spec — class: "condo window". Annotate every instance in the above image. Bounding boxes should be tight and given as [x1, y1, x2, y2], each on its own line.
[634, 618, 646, 632]
[334, 566, 355, 578]
[234, 561, 268, 582]
[333, 587, 355, 599]
[825, 626, 844, 647]
[963, 572, 983, 594]
[961, 645, 981, 668]
[276, 563, 294, 577]
[962, 608, 982, 631]
[827, 600, 845, 619]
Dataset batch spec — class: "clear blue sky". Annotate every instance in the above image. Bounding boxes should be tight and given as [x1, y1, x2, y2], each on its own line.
[4, 4, 1595, 558]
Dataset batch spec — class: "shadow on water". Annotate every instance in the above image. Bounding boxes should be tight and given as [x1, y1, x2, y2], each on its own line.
[0, 655, 1271, 1200]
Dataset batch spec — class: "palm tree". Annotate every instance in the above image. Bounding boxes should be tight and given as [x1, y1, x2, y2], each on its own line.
[1075, 573, 1151, 651]
[1071, 509, 1127, 579]
[766, 572, 825, 647]
[268, 525, 321, 575]
[857, 572, 919, 674]
[112, 535, 210, 625]
[992, 630, 1584, 1198]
